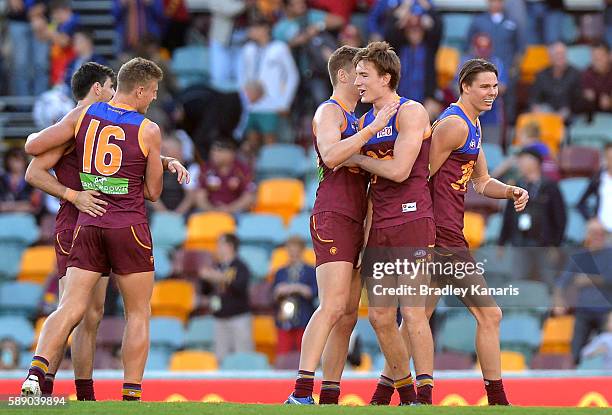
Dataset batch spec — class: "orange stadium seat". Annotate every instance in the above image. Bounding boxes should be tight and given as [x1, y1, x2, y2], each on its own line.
[436, 46, 460, 89]
[184, 211, 236, 251]
[169, 350, 218, 371]
[477, 351, 526, 372]
[515, 112, 565, 154]
[253, 179, 305, 225]
[540, 315, 575, 354]
[268, 246, 316, 280]
[151, 280, 196, 322]
[354, 352, 373, 372]
[17, 246, 56, 284]
[252, 315, 277, 363]
[463, 212, 485, 249]
[520, 45, 550, 83]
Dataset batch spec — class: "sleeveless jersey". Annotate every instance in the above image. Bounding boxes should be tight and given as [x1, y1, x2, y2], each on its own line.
[361, 96, 433, 229]
[74, 101, 149, 228]
[429, 103, 482, 236]
[53, 146, 80, 233]
[312, 96, 369, 223]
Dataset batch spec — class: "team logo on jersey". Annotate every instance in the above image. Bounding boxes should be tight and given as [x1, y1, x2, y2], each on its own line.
[329, 247, 338, 255]
[350, 120, 360, 131]
[376, 126, 393, 138]
[469, 139, 476, 149]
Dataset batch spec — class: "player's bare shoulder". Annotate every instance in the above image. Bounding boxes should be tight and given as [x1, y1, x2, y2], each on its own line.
[397, 100, 431, 136]
[139, 118, 162, 157]
[433, 113, 469, 140]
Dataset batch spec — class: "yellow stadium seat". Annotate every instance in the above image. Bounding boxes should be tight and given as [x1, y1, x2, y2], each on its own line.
[500, 351, 527, 371]
[267, 246, 316, 280]
[515, 112, 565, 155]
[151, 280, 196, 322]
[463, 212, 485, 249]
[169, 350, 218, 371]
[252, 315, 277, 364]
[436, 46, 460, 89]
[354, 352, 372, 372]
[253, 179, 305, 225]
[520, 45, 550, 83]
[185, 211, 236, 251]
[540, 315, 575, 354]
[18, 246, 56, 284]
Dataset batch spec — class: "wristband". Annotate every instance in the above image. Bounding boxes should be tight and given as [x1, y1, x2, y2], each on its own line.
[505, 185, 515, 199]
[63, 188, 78, 203]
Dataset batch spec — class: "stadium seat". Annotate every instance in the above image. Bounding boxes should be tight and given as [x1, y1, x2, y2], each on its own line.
[268, 246, 316, 278]
[255, 144, 308, 179]
[151, 280, 196, 322]
[482, 142, 504, 172]
[287, 212, 312, 244]
[434, 351, 474, 370]
[153, 247, 173, 280]
[171, 45, 209, 88]
[221, 351, 270, 370]
[184, 315, 215, 350]
[93, 348, 121, 370]
[17, 245, 55, 284]
[500, 314, 542, 351]
[577, 355, 605, 370]
[0, 243, 26, 280]
[146, 348, 171, 371]
[274, 351, 300, 370]
[0, 213, 38, 245]
[463, 211, 485, 249]
[499, 351, 527, 371]
[520, 45, 550, 84]
[566, 45, 592, 70]
[540, 315, 575, 354]
[237, 214, 287, 250]
[238, 246, 270, 280]
[484, 213, 503, 245]
[437, 311, 477, 354]
[249, 281, 274, 313]
[150, 317, 185, 350]
[559, 178, 590, 207]
[565, 209, 587, 244]
[558, 146, 601, 178]
[252, 315, 277, 362]
[305, 180, 318, 211]
[253, 179, 305, 225]
[170, 350, 218, 371]
[185, 211, 236, 251]
[530, 353, 574, 370]
[441, 14, 472, 50]
[174, 249, 214, 279]
[515, 113, 565, 154]
[96, 317, 126, 349]
[0, 282, 43, 317]
[151, 212, 186, 249]
[497, 280, 550, 317]
[0, 315, 34, 348]
[570, 113, 612, 148]
[435, 46, 460, 89]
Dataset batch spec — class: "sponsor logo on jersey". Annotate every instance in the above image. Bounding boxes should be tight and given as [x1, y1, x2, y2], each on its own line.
[402, 202, 417, 213]
[469, 139, 476, 149]
[80, 172, 129, 195]
[377, 126, 393, 138]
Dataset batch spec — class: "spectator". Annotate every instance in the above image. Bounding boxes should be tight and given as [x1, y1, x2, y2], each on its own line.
[0, 338, 20, 370]
[338, 24, 363, 48]
[309, 0, 362, 24]
[607, 1, 612, 47]
[161, 0, 190, 52]
[581, 311, 612, 370]
[500, 148, 566, 247]
[524, 0, 565, 45]
[6, 0, 50, 96]
[0, 148, 40, 214]
[64, 30, 108, 89]
[272, 236, 318, 354]
[194, 139, 256, 214]
[580, 42, 612, 115]
[529, 42, 581, 122]
[112, 0, 166, 54]
[578, 143, 612, 232]
[554, 219, 612, 364]
[368, 0, 432, 42]
[240, 18, 299, 150]
[199, 234, 253, 361]
[47, 0, 79, 85]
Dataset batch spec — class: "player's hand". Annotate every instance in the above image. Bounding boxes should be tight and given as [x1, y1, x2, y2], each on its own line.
[369, 101, 400, 133]
[73, 190, 107, 217]
[167, 159, 190, 184]
[511, 186, 528, 212]
[333, 154, 362, 171]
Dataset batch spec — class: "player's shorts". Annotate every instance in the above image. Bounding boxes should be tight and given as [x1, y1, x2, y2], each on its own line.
[310, 211, 364, 268]
[54, 229, 73, 279]
[245, 112, 279, 135]
[433, 226, 475, 263]
[367, 217, 436, 248]
[67, 224, 154, 275]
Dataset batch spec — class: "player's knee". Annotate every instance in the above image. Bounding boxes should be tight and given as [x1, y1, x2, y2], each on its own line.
[477, 306, 502, 329]
[124, 304, 151, 321]
[400, 307, 428, 324]
[84, 304, 105, 329]
[368, 308, 395, 330]
[320, 302, 347, 325]
[336, 310, 358, 334]
[57, 302, 88, 326]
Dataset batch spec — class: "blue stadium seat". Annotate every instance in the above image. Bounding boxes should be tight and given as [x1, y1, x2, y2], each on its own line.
[482, 142, 504, 173]
[305, 180, 318, 212]
[570, 113, 612, 148]
[437, 311, 477, 354]
[153, 247, 172, 280]
[238, 246, 270, 280]
[566, 45, 591, 70]
[497, 280, 551, 316]
[577, 355, 605, 370]
[146, 348, 171, 371]
[484, 213, 503, 245]
[0, 316, 34, 348]
[150, 317, 185, 350]
[255, 144, 308, 179]
[559, 178, 590, 208]
[0, 243, 26, 280]
[0, 213, 38, 245]
[500, 314, 542, 350]
[354, 317, 379, 356]
[566, 209, 587, 244]
[287, 212, 312, 244]
[220, 351, 270, 370]
[151, 212, 186, 249]
[561, 14, 579, 44]
[441, 14, 473, 50]
[236, 214, 287, 250]
[171, 45, 209, 88]
[0, 282, 43, 317]
[305, 147, 319, 184]
[184, 315, 215, 349]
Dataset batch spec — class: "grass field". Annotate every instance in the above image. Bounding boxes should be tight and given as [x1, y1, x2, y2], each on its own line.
[1, 402, 610, 414]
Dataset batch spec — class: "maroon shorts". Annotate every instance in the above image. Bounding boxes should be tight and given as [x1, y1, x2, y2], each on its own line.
[434, 226, 475, 263]
[54, 229, 73, 278]
[310, 212, 364, 268]
[367, 217, 436, 248]
[67, 224, 154, 275]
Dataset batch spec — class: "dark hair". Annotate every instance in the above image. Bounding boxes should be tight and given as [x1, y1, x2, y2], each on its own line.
[50, 0, 71, 10]
[518, 147, 543, 164]
[117, 57, 163, 93]
[328, 46, 360, 86]
[3, 147, 27, 172]
[591, 41, 610, 52]
[458, 58, 498, 94]
[71, 62, 115, 101]
[353, 41, 401, 91]
[219, 233, 239, 251]
[211, 138, 238, 151]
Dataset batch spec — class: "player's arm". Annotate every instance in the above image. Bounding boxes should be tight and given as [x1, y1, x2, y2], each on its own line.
[24, 106, 83, 156]
[352, 103, 429, 183]
[428, 117, 468, 177]
[142, 121, 164, 202]
[316, 102, 398, 169]
[160, 155, 190, 184]
[471, 147, 529, 211]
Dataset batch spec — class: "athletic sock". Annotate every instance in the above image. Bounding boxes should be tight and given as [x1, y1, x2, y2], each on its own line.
[122, 383, 142, 401]
[415, 374, 434, 405]
[75, 378, 96, 401]
[41, 373, 55, 396]
[395, 374, 416, 405]
[28, 356, 49, 385]
[319, 380, 340, 404]
[484, 378, 510, 405]
[370, 374, 395, 405]
[293, 370, 315, 398]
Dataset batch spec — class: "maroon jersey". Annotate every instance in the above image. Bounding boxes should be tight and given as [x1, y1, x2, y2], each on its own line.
[198, 159, 256, 206]
[361, 97, 433, 229]
[312, 97, 369, 223]
[429, 103, 482, 239]
[53, 146, 81, 233]
[73, 101, 149, 229]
